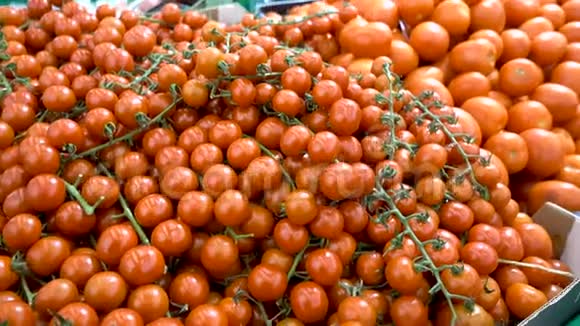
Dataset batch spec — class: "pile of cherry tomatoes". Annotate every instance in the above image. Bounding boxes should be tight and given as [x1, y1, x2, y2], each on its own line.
[0, 0, 579, 324]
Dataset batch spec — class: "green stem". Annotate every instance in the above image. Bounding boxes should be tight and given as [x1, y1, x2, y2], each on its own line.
[382, 63, 401, 160]
[70, 97, 182, 160]
[250, 9, 337, 30]
[217, 72, 282, 82]
[244, 293, 273, 326]
[127, 53, 172, 93]
[20, 277, 35, 305]
[0, 69, 12, 101]
[498, 259, 575, 279]
[139, 16, 164, 24]
[287, 245, 307, 279]
[64, 181, 101, 215]
[225, 227, 254, 242]
[98, 163, 150, 245]
[379, 187, 460, 325]
[49, 314, 74, 326]
[370, 63, 497, 325]
[243, 134, 296, 190]
[411, 95, 489, 200]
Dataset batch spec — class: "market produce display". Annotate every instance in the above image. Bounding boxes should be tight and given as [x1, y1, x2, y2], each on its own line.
[0, 0, 579, 325]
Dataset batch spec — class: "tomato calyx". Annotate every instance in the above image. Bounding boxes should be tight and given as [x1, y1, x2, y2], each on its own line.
[483, 277, 495, 294]
[0, 55, 31, 101]
[422, 237, 447, 251]
[167, 301, 190, 318]
[9, 252, 34, 281]
[234, 289, 275, 326]
[3, 63, 31, 92]
[48, 313, 74, 326]
[339, 278, 368, 297]
[261, 104, 304, 126]
[449, 263, 466, 276]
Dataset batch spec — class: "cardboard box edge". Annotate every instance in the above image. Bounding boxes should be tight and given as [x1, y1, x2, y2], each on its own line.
[517, 202, 580, 326]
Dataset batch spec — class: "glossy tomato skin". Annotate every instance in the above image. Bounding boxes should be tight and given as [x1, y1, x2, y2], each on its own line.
[151, 219, 193, 257]
[118, 245, 166, 286]
[169, 271, 210, 309]
[475, 277, 501, 310]
[147, 317, 185, 326]
[0, 256, 19, 291]
[0, 301, 36, 325]
[0, 291, 22, 305]
[48, 302, 99, 326]
[33, 278, 80, 320]
[390, 296, 429, 326]
[513, 223, 554, 259]
[200, 235, 239, 277]
[336, 296, 377, 326]
[24, 173, 66, 212]
[25, 236, 72, 277]
[1, 213, 42, 251]
[96, 223, 139, 266]
[101, 308, 144, 326]
[520, 129, 566, 178]
[461, 241, 499, 275]
[247, 263, 288, 302]
[83, 271, 128, 312]
[54, 201, 97, 237]
[385, 255, 425, 295]
[127, 284, 169, 323]
[217, 297, 252, 326]
[505, 283, 548, 320]
[527, 180, 580, 213]
[185, 304, 228, 326]
[441, 263, 483, 298]
[81, 175, 120, 208]
[289, 281, 329, 323]
[0, 4, 575, 326]
[59, 252, 102, 289]
[305, 248, 343, 286]
[435, 303, 494, 326]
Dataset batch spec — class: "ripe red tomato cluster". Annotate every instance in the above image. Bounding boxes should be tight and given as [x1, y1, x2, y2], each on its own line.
[0, 0, 578, 325]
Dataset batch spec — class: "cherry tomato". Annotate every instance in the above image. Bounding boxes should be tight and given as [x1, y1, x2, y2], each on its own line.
[118, 245, 166, 286]
[385, 255, 425, 295]
[185, 304, 228, 326]
[127, 284, 169, 323]
[247, 263, 288, 302]
[435, 303, 494, 326]
[337, 296, 378, 326]
[169, 271, 210, 309]
[290, 281, 329, 323]
[0, 256, 18, 292]
[101, 308, 144, 326]
[49, 302, 99, 326]
[305, 248, 343, 286]
[0, 301, 36, 325]
[25, 236, 71, 277]
[505, 283, 548, 319]
[34, 278, 80, 320]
